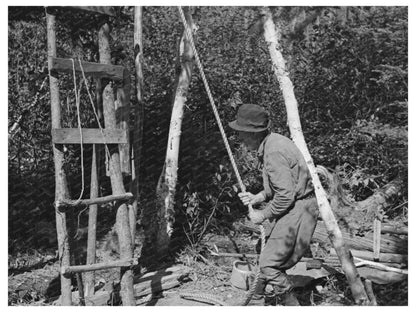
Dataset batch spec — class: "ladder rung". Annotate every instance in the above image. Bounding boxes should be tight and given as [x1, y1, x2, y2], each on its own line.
[55, 192, 133, 210]
[62, 259, 136, 276]
[50, 57, 125, 81]
[52, 128, 127, 144]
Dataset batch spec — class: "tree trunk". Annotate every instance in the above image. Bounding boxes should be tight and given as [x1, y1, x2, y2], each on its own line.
[260, 6, 369, 304]
[154, 7, 196, 254]
[100, 23, 135, 306]
[47, 11, 72, 306]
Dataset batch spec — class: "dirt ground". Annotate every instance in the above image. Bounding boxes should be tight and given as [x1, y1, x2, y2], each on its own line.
[8, 228, 408, 306]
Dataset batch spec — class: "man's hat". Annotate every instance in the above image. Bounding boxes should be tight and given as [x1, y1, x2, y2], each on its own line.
[229, 104, 270, 132]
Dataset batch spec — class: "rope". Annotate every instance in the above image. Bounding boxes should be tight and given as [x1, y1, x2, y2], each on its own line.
[178, 6, 267, 306]
[73, 58, 114, 235]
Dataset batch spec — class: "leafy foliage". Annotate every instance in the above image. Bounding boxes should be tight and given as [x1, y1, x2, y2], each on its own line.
[8, 6, 407, 256]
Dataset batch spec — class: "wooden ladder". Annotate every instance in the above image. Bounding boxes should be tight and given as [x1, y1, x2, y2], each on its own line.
[46, 7, 135, 306]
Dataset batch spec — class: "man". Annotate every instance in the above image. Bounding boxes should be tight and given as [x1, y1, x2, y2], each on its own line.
[229, 104, 319, 306]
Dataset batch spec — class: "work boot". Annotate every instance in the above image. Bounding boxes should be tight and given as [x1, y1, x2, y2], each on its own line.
[277, 290, 300, 306]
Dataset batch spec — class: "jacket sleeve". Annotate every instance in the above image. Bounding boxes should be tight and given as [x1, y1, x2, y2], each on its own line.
[260, 151, 296, 219]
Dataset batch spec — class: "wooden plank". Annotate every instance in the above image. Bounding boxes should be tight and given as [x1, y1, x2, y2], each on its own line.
[52, 128, 127, 144]
[71, 6, 116, 16]
[55, 192, 133, 211]
[50, 57, 125, 81]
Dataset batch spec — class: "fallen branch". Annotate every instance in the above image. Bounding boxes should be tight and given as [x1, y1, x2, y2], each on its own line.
[330, 248, 407, 264]
[55, 193, 133, 210]
[208, 251, 258, 259]
[357, 179, 401, 211]
[354, 257, 408, 275]
[381, 224, 408, 235]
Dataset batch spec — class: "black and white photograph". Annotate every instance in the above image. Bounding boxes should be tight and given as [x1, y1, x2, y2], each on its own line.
[7, 3, 409, 307]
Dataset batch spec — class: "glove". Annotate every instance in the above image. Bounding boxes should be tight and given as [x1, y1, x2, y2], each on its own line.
[238, 192, 266, 206]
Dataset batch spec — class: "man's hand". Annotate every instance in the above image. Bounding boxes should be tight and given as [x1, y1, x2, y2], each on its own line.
[238, 192, 265, 206]
[249, 209, 265, 225]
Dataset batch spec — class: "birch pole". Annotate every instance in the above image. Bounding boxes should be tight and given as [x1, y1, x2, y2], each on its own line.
[260, 6, 369, 304]
[155, 7, 196, 253]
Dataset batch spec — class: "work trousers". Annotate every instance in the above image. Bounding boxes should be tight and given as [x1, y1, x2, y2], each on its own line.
[258, 197, 319, 295]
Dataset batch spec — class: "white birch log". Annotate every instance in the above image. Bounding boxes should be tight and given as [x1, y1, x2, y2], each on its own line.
[155, 8, 196, 253]
[260, 6, 369, 304]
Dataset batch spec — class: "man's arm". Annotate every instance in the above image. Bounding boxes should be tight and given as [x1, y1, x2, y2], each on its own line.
[260, 151, 296, 220]
[238, 191, 266, 206]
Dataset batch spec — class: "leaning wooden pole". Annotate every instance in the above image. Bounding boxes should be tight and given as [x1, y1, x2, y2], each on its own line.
[84, 144, 98, 297]
[155, 7, 196, 253]
[84, 21, 107, 297]
[100, 23, 135, 305]
[46, 11, 72, 305]
[260, 6, 369, 304]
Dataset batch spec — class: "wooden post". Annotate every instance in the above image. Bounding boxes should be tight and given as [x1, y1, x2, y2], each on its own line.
[115, 68, 131, 175]
[260, 6, 369, 304]
[100, 23, 135, 305]
[373, 206, 382, 261]
[85, 144, 98, 297]
[47, 11, 72, 306]
[131, 6, 145, 249]
[85, 21, 107, 297]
